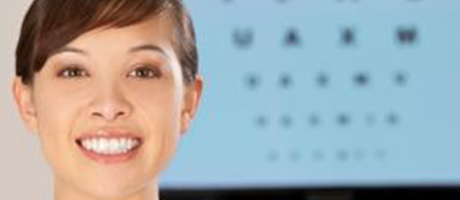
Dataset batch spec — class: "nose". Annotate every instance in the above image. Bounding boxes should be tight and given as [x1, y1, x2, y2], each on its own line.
[88, 86, 132, 122]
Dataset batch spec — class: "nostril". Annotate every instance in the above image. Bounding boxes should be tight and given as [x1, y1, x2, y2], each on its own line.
[112, 111, 127, 120]
[91, 112, 103, 117]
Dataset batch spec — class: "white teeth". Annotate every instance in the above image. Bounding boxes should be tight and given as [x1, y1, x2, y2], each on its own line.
[109, 139, 118, 154]
[80, 137, 140, 155]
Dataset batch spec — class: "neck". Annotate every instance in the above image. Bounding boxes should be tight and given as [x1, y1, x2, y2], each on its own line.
[54, 177, 160, 200]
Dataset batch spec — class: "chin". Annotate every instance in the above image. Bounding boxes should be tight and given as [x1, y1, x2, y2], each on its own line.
[79, 179, 145, 199]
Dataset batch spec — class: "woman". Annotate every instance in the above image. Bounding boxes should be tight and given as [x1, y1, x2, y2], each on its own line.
[12, 0, 203, 200]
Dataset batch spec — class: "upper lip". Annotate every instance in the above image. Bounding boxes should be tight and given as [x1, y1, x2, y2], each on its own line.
[75, 127, 143, 141]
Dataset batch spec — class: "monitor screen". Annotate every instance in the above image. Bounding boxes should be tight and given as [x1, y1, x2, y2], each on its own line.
[160, 0, 460, 189]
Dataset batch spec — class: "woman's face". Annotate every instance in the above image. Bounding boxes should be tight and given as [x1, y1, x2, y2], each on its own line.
[13, 17, 202, 198]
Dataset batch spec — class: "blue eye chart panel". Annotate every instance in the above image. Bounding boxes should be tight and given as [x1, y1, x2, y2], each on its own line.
[160, 0, 460, 189]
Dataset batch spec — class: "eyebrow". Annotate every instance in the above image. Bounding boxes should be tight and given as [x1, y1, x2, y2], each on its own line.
[51, 47, 87, 56]
[51, 44, 169, 58]
[129, 44, 168, 57]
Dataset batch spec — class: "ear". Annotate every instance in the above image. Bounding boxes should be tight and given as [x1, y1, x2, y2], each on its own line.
[12, 77, 38, 134]
[180, 75, 204, 136]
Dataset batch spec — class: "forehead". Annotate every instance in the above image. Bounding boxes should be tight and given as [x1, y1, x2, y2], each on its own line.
[65, 17, 175, 52]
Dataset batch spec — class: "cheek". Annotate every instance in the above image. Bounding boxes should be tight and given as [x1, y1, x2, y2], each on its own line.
[33, 82, 86, 171]
[129, 78, 182, 129]
[129, 83, 182, 173]
[35, 81, 85, 135]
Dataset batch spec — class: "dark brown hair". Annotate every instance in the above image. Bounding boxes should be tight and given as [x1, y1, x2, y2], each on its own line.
[15, 0, 198, 85]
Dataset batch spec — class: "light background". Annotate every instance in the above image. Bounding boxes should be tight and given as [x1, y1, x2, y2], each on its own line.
[1, 0, 53, 199]
[162, 0, 460, 189]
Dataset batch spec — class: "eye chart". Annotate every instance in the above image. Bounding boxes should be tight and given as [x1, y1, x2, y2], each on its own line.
[161, 0, 460, 189]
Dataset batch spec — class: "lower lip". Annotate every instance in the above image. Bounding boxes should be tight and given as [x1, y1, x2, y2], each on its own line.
[77, 142, 141, 165]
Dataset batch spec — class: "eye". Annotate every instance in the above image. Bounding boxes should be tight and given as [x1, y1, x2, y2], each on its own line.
[57, 66, 89, 78]
[128, 65, 162, 79]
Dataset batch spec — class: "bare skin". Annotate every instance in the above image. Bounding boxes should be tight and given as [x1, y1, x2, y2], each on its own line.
[13, 16, 203, 200]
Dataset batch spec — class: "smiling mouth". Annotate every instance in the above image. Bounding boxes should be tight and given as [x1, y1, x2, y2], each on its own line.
[75, 136, 143, 164]
[76, 137, 142, 154]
